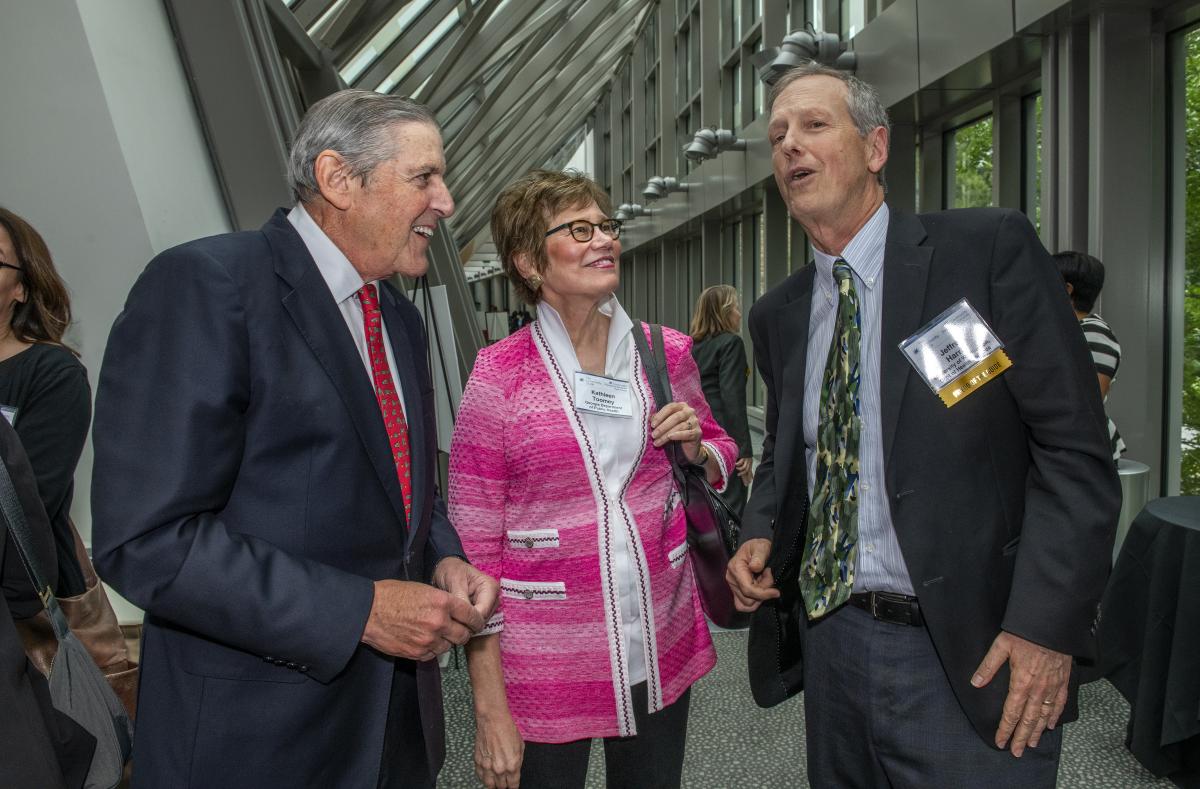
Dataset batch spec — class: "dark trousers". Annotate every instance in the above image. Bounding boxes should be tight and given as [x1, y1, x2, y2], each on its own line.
[520, 683, 691, 789]
[377, 659, 432, 789]
[804, 604, 1062, 788]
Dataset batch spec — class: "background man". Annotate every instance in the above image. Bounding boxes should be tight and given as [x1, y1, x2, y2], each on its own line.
[727, 63, 1119, 786]
[92, 90, 497, 788]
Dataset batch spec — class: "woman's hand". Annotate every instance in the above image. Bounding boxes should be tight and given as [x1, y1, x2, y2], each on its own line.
[650, 401, 704, 462]
[734, 457, 753, 486]
[474, 709, 524, 789]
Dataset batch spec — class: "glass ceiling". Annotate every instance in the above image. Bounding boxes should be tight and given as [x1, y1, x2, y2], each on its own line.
[281, 0, 652, 248]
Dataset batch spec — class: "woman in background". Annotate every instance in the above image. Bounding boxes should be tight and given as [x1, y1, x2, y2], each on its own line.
[689, 285, 754, 517]
[0, 208, 90, 596]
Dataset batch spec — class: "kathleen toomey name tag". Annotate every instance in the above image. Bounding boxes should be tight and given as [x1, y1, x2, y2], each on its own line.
[898, 299, 1012, 408]
[574, 371, 634, 417]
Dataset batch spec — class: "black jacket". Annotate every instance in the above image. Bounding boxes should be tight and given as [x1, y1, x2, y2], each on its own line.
[691, 331, 753, 460]
[743, 207, 1120, 741]
[0, 419, 93, 789]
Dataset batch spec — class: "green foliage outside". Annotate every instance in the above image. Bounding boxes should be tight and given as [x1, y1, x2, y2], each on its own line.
[1182, 27, 1200, 493]
[952, 116, 994, 209]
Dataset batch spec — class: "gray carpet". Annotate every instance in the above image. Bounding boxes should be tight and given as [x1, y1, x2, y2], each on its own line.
[436, 629, 1171, 788]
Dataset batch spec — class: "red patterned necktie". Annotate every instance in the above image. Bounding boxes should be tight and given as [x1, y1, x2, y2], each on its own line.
[356, 284, 412, 522]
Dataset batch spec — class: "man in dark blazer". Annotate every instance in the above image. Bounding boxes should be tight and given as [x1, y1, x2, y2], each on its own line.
[726, 64, 1119, 786]
[91, 90, 498, 788]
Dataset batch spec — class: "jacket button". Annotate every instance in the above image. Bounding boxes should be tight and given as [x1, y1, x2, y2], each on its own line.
[263, 655, 274, 663]
[299, 665, 310, 673]
[286, 662, 297, 670]
[524, 538, 535, 548]
[523, 590, 534, 600]
[274, 658, 285, 666]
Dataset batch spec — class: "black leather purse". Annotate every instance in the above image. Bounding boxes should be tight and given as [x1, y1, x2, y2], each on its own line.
[630, 323, 748, 630]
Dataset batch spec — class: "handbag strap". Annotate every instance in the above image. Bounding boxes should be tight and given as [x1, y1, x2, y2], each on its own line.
[0, 454, 71, 641]
[630, 322, 690, 470]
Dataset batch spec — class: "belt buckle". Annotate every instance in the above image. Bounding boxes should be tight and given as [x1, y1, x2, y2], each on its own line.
[869, 592, 882, 620]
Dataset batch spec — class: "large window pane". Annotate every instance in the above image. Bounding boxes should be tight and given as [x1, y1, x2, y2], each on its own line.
[945, 115, 994, 209]
[1182, 26, 1200, 493]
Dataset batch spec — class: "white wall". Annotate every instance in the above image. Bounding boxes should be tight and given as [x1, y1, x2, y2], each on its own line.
[0, 0, 230, 546]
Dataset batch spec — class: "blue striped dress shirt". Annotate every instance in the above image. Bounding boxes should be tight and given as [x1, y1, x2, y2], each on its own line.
[803, 202, 914, 595]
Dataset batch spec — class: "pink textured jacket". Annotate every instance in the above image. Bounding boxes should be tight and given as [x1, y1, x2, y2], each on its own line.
[448, 320, 736, 743]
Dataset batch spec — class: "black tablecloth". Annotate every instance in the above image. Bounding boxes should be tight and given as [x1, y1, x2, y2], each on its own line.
[1099, 496, 1200, 787]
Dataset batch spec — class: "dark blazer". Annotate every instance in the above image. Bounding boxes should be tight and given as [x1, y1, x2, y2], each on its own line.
[691, 331, 753, 460]
[742, 207, 1120, 742]
[91, 210, 464, 787]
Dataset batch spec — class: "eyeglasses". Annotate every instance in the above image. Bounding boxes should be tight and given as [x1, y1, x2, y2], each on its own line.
[0, 263, 21, 273]
[544, 218, 622, 242]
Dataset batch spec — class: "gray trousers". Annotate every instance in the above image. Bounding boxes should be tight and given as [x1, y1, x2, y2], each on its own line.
[804, 604, 1062, 788]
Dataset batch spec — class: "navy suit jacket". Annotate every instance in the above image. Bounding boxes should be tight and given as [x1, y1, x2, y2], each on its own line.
[92, 210, 463, 787]
[743, 207, 1120, 742]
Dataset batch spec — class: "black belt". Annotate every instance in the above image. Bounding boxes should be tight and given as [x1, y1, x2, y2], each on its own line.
[848, 591, 923, 627]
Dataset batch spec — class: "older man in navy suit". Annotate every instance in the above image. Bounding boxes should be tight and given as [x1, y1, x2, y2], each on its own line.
[92, 90, 498, 788]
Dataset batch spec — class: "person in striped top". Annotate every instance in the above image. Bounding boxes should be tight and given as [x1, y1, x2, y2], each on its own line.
[1054, 251, 1126, 460]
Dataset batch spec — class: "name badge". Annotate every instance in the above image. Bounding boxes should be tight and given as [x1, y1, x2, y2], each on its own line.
[573, 371, 634, 418]
[898, 299, 1012, 408]
[1, 405, 16, 426]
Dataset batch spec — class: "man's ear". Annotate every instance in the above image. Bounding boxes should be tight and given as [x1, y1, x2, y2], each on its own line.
[313, 150, 355, 210]
[1065, 282, 1075, 296]
[866, 125, 889, 176]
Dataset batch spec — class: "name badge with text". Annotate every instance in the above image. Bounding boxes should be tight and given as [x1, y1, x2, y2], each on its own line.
[898, 299, 1012, 408]
[574, 371, 634, 418]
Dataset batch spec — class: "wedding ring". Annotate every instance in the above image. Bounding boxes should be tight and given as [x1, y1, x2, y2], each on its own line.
[1041, 699, 1054, 706]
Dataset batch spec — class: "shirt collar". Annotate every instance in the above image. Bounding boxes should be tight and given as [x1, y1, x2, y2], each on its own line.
[287, 203, 367, 304]
[536, 293, 633, 374]
[812, 201, 890, 293]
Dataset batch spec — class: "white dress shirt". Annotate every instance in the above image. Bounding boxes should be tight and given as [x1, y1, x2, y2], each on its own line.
[288, 204, 407, 419]
[536, 295, 648, 684]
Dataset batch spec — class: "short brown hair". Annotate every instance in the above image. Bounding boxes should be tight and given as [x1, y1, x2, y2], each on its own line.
[490, 169, 613, 305]
[0, 207, 75, 352]
[689, 285, 741, 341]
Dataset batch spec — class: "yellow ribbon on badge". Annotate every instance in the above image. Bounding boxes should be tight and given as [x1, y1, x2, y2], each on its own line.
[937, 348, 1012, 407]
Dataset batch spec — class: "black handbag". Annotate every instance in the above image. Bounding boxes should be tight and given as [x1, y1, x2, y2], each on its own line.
[0, 456, 133, 789]
[630, 322, 748, 630]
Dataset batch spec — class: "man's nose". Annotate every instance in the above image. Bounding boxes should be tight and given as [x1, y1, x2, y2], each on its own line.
[433, 179, 455, 218]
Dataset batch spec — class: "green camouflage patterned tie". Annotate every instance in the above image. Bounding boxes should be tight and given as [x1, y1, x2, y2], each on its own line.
[800, 259, 862, 619]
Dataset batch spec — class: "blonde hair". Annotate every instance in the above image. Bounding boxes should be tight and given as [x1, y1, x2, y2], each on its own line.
[689, 285, 741, 341]
[490, 169, 614, 305]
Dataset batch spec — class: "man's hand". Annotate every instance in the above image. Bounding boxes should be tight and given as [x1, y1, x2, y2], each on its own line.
[725, 538, 779, 612]
[970, 631, 1072, 757]
[361, 578, 486, 661]
[433, 556, 500, 623]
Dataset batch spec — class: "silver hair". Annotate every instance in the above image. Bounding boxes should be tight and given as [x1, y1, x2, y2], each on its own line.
[287, 89, 439, 203]
[768, 62, 891, 187]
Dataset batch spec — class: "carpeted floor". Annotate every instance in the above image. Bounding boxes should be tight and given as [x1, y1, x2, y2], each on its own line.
[436, 629, 1171, 788]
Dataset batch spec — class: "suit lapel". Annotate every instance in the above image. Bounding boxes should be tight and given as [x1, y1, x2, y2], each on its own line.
[879, 210, 933, 466]
[266, 212, 411, 530]
[379, 284, 428, 547]
[772, 265, 815, 507]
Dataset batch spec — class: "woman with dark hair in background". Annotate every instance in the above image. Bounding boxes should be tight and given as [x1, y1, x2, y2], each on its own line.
[1053, 250, 1125, 462]
[690, 285, 754, 517]
[0, 207, 91, 596]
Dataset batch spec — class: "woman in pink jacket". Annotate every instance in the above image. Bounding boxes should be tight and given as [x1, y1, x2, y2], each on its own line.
[448, 169, 737, 789]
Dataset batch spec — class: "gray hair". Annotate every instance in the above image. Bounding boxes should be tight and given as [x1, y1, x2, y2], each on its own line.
[768, 62, 891, 187]
[287, 89, 439, 203]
